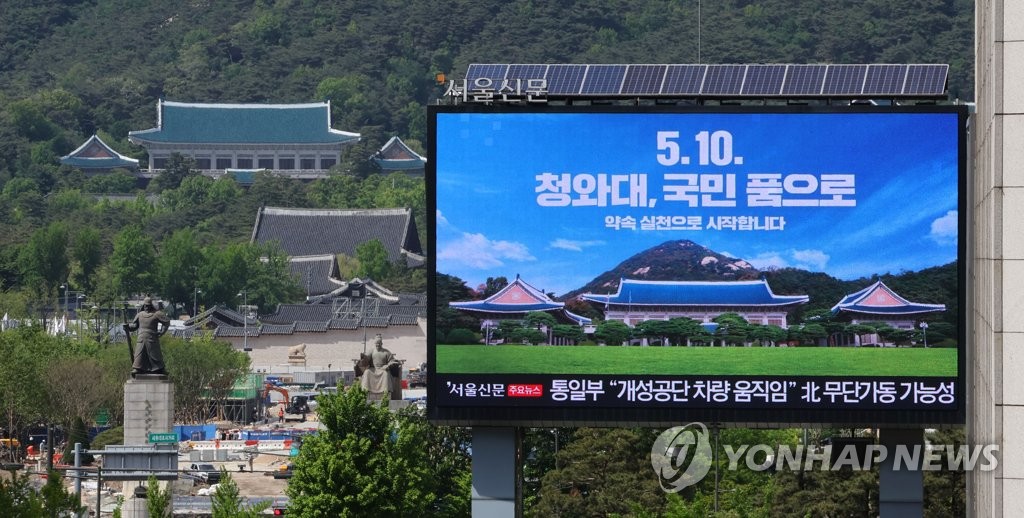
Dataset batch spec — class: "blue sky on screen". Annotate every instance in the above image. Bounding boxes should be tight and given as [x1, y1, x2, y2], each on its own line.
[435, 111, 960, 297]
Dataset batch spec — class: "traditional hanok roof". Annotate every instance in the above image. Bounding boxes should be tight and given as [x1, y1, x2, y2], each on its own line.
[372, 136, 426, 171]
[304, 277, 403, 304]
[450, 275, 592, 325]
[831, 280, 946, 317]
[289, 255, 344, 298]
[580, 278, 809, 307]
[251, 207, 423, 265]
[128, 100, 360, 145]
[171, 288, 425, 340]
[60, 135, 139, 169]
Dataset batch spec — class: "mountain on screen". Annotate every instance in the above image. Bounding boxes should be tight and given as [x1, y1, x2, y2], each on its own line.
[563, 239, 761, 298]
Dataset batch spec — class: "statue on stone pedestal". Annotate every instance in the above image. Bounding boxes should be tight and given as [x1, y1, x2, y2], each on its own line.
[125, 297, 170, 377]
[355, 334, 403, 400]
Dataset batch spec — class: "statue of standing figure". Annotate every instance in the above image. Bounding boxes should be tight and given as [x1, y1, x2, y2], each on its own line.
[357, 334, 403, 400]
[126, 297, 170, 376]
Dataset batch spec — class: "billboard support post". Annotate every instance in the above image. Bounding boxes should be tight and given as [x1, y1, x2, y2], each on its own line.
[472, 427, 522, 518]
[878, 428, 924, 517]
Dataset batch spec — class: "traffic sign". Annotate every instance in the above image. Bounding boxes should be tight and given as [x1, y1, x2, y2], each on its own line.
[148, 432, 177, 444]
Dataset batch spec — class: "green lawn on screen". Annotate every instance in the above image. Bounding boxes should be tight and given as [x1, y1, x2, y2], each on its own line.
[436, 344, 957, 377]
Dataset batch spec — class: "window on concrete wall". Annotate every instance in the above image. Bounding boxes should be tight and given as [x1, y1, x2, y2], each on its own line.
[300, 157, 316, 169]
[279, 157, 295, 170]
[216, 157, 233, 169]
[237, 156, 253, 168]
[195, 157, 211, 169]
[320, 157, 337, 169]
[257, 157, 274, 169]
[153, 157, 168, 169]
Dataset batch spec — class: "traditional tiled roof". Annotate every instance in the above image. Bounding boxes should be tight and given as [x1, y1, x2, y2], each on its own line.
[184, 306, 255, 328]
[831, 281, 946, 317]
[60, 135, 139, 169]
[251, 207, 423, 263]
[329, 318, 361, 330]
[128, 100, 359, 145]
[173, 280, 425, 340]
[289, 255, 344, 298]
[295, 321, 329, 332]
[372, 136, 427, 171]
[581, 279, 809, 307]
[259, 323, 296, 335]
[450, 275, 592, 325]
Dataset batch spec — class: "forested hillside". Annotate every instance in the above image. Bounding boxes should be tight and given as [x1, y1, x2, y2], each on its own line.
[0, 0, 973, 312]
[0, 0, 974, 161]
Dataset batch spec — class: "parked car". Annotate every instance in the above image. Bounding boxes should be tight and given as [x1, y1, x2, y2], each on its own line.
[190, 463, 222, 484]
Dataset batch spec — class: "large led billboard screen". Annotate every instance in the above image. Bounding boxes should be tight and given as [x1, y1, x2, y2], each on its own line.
[428, 105, 967, 426]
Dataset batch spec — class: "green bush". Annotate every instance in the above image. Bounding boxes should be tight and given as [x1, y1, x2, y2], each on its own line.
[445, 328, 479, 344]
[90, 426, 124, 451]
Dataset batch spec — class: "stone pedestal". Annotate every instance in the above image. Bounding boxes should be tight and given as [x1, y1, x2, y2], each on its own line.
[123, 376, 174, 446]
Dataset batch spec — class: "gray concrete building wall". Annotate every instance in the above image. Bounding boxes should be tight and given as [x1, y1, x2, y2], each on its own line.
[971, 0, 1024, 515]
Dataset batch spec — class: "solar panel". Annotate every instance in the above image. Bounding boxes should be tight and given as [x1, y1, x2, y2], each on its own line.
[622, 65, 667, 95]
[903, 64, 948, 95]
[781, 64, 827, 95]
[661, 65, 706, 95]
[462, 63, 948, 99]
[465, 64, 509, 90]
[822, 65, 868, 95]
[506, 64, 548, 83]
[742, 64, 787, 95]
[863, 64, 907, 95]
[702, 65, 747, 95]
[546, 64, 588, 94]
[580, 65, 627, 94]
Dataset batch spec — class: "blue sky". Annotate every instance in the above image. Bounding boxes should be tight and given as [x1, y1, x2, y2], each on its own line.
[435, 110, 961, 297]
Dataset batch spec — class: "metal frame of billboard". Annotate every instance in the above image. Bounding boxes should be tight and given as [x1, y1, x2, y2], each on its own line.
[427, 103, 968, 428]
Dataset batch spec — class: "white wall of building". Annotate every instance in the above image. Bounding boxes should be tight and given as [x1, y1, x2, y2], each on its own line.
[219, 324, 426, 373]
[971, 1, 1024, 515]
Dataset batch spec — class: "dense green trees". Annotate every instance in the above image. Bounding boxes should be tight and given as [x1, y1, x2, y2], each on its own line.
[0, 470, 83, 517]
[210, 469, 270, 518]
[287, 384, 469, 517]
[0, 326, 252, 449]
[530, 427, 666, 517]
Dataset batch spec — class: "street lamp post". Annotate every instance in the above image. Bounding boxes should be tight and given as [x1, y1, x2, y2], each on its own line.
[193, 287, 202, 317]
[920, 322, 929, 348]
[239, 290, 250, 351]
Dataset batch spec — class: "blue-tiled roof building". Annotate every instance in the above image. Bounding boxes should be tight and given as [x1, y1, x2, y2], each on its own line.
[450, 275, 592, 327]
[831, 281, 946, 319]
[372, 136, 426, 176]
[581, 278, 808, 328]
[128, 100, 359, 173]
[60, 134, 139, 172]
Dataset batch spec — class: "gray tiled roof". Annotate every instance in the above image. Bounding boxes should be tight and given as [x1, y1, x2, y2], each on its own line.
[251, 207, 422, 261]
[295, 321, 329, 332]
[362, 316, 391, 327]
[260, 323, 297, 334]
[290, 255, 343, 297]
[261, 305, 334, 324]
[174, 291, 424, 340]
[329, 318, 361, 330]
[390, 314, 420, 325]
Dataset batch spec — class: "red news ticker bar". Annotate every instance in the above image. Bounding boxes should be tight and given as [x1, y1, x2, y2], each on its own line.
[507, 384, 544, 398]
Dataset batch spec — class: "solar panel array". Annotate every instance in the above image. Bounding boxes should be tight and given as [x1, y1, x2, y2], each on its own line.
[464, 63, 949, 99]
